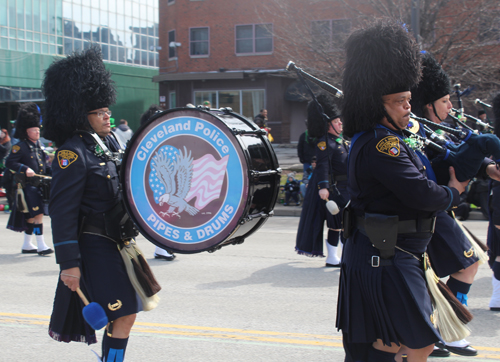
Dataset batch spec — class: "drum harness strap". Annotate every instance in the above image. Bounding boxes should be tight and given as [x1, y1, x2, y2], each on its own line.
[77, 131, 137, 243]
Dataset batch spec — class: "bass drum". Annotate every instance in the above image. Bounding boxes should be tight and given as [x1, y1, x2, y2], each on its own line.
[121, 107, 281, 253]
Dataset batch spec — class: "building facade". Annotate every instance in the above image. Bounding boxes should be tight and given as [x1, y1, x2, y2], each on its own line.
[154, 0, 352, 143]
[0, 0, 160, 132]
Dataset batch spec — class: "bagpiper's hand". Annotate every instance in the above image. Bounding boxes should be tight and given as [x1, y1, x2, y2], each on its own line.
[61, 267, 81, 292]
[319, 188, 329, 200]
[26, 168, 35, 177]
[447, 166, 469, 195]
[486, 163, 500, 182]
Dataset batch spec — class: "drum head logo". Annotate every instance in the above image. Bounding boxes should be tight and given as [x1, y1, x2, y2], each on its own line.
[126, 114, 248, 251]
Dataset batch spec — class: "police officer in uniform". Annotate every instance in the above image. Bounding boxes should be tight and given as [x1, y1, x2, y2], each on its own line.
[336, 21, 468, 362]
[487, 93, 500, 312]
[295, 94, 348, 266]
[5, 102, 53, 255]
[43, 47, 159, 361]
[409, 51, 497, 357]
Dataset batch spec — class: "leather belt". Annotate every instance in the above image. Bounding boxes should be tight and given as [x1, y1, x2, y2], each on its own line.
[356, 216, 436, 234]
[82, 223, 106, 235]
[332, 174, 347, 182]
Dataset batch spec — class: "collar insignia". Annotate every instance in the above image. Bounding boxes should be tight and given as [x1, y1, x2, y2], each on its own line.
[376, 136, 400, 157]
[58, 150, 78, 169]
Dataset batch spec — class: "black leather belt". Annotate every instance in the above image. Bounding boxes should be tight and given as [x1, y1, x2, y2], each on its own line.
[82, 223, 106, 235]
[332, 174, 347, 182]
[356, 216, 436, 234]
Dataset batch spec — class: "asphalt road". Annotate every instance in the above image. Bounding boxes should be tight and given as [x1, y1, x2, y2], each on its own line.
[0, 213, 499, 362]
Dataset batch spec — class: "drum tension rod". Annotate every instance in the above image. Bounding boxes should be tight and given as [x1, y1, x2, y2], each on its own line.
[240, 210, 274, 224]
[250, 170, 280, 178]
[231, 128, 267, 136]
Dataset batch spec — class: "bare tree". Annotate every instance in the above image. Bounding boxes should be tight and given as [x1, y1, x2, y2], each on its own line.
[260, 0, 500, 107]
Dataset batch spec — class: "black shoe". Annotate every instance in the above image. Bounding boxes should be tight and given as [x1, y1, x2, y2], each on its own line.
[22, 249, 38, 254]
[446, 344, 478, 356]
[154, 253, 176, 261]
[491, 307, 500, 311]
[430, 342, 450, 357]
[38, 248, 54, 256]
[325, 263, 341, 268]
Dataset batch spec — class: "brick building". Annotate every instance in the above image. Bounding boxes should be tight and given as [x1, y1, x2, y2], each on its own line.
[153, 0, 350, 143]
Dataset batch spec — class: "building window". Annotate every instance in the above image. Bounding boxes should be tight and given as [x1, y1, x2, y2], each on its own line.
[194, 90, 265, 120]
[168, 0, 175, 4]
[168, 29, 176, 58]
[235, 24, 272, 55]
[190, 27, 209, 57]
[311, 19, 351, 51]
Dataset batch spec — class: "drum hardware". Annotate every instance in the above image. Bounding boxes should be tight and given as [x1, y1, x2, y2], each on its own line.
[207, 237, 245, 253]
[218, 107, 233, 114]
[240, 210, 274, 225]
[250, 169, 281, 178]
[232, 128, 267, 136]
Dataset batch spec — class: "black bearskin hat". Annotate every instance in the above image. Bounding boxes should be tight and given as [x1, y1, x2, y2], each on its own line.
[140, 104, 162, 126]
[410, 52, 452, 118]
[342, 21, 421, 138]
[42, 46, 116, 146]
[493, 93, 500, 139]
[14, 102, 41, 140]
[307, 93, 341, 138]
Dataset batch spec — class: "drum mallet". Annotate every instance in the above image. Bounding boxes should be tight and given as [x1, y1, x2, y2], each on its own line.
[326, 199, 339, 215]
[76, 287, 108, 330]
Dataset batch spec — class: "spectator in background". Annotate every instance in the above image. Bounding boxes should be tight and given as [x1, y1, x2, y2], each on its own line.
[140, 104, 176, 262]
[0, 128, 11, 167]
[203, 100, 211, 108]
[140, 104, 162, 127]
[297, 123, 316, 174]
[113, 119, 134, 147]
[282, 174, 300, 206]
[254, 109, 273, 142]
[254, 109, 269, 128]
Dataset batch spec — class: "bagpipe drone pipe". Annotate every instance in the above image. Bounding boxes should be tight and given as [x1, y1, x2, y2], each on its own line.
[407, 114, 500, 185]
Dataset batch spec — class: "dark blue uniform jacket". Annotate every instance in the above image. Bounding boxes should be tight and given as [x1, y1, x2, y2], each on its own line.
[50, 132, 122, 270]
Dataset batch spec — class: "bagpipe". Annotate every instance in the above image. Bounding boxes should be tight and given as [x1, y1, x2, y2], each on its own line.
[286, 61, 346, 215]
[405, 113, 500, 184]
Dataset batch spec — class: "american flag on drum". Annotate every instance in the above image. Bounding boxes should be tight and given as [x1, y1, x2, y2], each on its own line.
[185, 154, 229, 210]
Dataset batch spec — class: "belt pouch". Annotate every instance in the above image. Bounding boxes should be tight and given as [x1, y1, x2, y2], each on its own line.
[342, 201, 353, 239]
[364, 213, 398, 259]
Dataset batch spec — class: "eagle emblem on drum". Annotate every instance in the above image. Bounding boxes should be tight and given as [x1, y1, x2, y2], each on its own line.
[153, 146, 199, 218]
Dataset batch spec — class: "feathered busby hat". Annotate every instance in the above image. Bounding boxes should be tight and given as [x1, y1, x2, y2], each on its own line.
[342, 21, 422, 138]
[42, 46, 116, 146]
[410, 52, 452, 118]
[493, 93, 500, 139]
[14, 102, 41, 140]
[140, 104, 162, 126]
[307, 93, 341, 138]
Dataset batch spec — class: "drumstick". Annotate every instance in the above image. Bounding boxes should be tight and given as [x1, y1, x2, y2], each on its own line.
[76, 287, 108, 330]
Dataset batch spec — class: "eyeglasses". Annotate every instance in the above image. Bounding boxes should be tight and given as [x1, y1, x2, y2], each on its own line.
[88, 110, 112, 118]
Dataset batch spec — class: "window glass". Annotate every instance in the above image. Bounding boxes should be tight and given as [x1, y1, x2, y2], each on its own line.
[17, 0, 25, 29]
[168, 30, 176, 58]
[219, 91, 240, 113]
[25, 0, 33, 30]
[190, 27, 208, 56]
